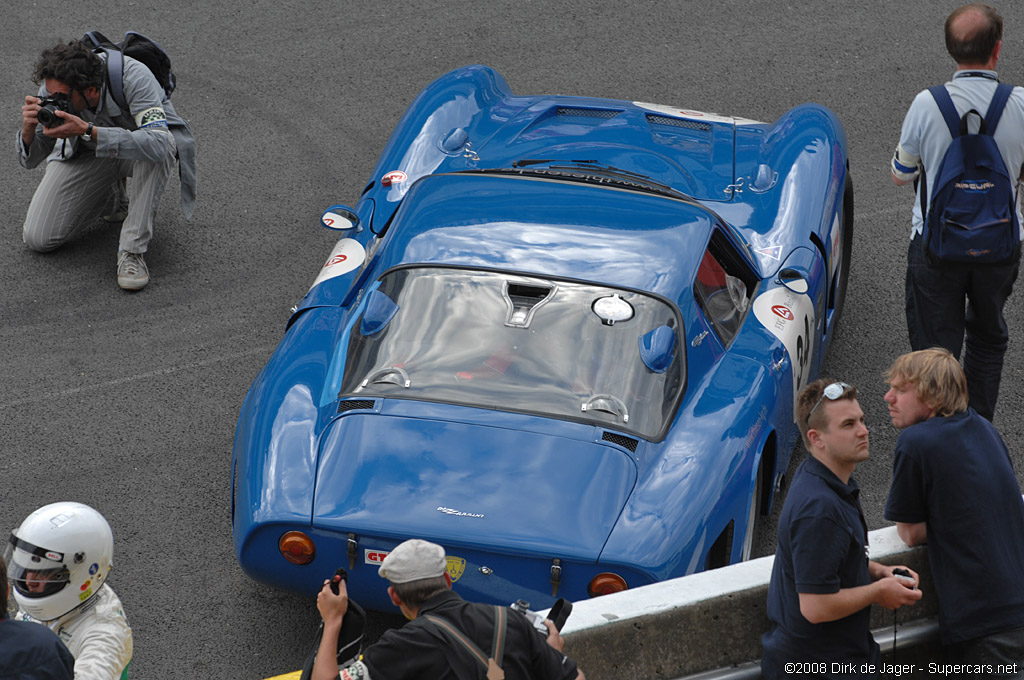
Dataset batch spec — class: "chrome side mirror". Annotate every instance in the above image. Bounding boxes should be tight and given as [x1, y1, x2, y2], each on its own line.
[321, 205, 360, 232]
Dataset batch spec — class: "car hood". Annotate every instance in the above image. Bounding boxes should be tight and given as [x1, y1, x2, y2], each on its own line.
[312, 411, 637, 560]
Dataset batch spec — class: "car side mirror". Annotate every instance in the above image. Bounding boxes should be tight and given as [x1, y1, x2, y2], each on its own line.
[321, 205, 360, 233]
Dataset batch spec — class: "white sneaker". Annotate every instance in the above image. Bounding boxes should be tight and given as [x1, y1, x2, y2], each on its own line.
[116, 251, 149, 290]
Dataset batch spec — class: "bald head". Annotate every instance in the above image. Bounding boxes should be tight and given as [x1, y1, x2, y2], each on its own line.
[946, 4, 1003, 66]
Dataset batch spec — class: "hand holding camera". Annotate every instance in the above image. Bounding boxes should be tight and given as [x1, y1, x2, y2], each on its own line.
[23, 93, 86, 139]
[892, 567, 917, 589]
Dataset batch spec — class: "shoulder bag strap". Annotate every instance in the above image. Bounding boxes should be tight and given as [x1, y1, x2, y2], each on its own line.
[422, 615, 490, 670]
[490, 606, 507, 668]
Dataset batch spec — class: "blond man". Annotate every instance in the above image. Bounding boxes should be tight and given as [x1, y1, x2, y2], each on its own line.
[884, 348, 1024, 672]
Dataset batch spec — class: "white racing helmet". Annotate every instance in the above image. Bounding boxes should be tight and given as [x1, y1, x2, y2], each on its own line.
[4, 502, 114, 622]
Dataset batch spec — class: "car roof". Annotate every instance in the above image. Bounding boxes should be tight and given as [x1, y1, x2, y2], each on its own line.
[373, 173, 720, 302]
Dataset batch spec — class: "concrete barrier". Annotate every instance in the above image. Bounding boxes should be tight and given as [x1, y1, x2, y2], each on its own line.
[558, 526, 938, 680]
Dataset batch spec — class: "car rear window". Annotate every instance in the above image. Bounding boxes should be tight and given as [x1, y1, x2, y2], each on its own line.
[337, 267, 685, 440]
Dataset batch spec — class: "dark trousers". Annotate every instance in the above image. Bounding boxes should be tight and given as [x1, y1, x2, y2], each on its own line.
[905, 234, 1020, 421]
[945, 626, 1024, 677]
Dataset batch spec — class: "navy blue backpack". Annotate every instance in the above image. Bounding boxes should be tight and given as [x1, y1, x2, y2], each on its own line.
[920, 83, 1020, 264]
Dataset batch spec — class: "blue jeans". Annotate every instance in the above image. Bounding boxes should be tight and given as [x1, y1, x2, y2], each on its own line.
[905, 234, 1020, 421]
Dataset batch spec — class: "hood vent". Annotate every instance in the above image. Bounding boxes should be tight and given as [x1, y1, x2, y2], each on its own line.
[557, 107, 620, 120]
[337, 399, 375, 414]
[646, 114, 711, 131]
[602, 431, 639, 452]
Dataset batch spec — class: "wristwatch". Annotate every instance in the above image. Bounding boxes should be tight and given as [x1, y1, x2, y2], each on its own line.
[81, 123, 94, 142]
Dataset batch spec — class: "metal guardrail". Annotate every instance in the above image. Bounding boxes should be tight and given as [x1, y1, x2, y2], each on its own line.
[671, 618, 940, 680]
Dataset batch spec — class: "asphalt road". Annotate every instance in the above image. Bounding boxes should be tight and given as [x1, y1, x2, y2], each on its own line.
[3, 2, 1024, 677]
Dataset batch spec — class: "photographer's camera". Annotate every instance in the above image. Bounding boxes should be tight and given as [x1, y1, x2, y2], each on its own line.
[36, 93, 71, 128]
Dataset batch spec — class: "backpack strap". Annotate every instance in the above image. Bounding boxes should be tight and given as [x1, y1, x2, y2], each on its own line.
[82, 30, 128, 115]
[928, 85, 962, 139]
[984, 82, 1014, 133]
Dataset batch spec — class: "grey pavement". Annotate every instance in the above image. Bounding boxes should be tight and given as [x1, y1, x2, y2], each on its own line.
[2, 2, 1023, 677]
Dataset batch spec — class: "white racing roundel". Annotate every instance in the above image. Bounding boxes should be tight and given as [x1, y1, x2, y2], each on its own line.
[309, 239, 366, 290]
[753, 286, 817, 413]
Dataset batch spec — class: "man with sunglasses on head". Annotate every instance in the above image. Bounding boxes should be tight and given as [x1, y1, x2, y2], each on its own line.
[17, 38, 195, 290]
[884, 349, 1024, 672]
[761, 380, 922, 679]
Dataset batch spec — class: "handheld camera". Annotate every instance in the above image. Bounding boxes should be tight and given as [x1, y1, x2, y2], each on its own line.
[36, 93, 72, 128]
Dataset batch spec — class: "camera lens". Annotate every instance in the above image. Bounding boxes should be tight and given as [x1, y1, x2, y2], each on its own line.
[37, 106, 58, 128]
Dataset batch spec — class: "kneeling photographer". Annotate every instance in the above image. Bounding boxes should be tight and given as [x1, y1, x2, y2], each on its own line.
[311, 539, 586, 680]
[17, 37, 195, 290]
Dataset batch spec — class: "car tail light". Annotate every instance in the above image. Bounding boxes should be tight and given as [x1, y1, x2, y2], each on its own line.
[279, 531, 316, 565]
[587, 572, 627, 597]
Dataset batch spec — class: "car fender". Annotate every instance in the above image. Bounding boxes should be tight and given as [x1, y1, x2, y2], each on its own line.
[363, 65, 524, 230]
[598, 350, 781, 580]
[726, 104, 848, 281]
[232, 307, 346, 556]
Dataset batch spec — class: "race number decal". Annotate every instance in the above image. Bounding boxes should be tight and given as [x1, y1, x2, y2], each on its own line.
[309, 239, 366, 290]
[753, 286, 816, 413]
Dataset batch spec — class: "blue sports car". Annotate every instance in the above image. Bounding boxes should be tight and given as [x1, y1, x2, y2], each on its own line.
[232, 65, 852, 613]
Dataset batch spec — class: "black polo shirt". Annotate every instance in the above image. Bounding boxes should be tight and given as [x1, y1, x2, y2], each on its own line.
[362, 589, 579, 680]
[885, 408, 1024, 645]
[762, 456, 879, 677]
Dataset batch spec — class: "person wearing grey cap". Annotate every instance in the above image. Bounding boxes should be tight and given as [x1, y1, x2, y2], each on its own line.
[312, 539, 585, 680]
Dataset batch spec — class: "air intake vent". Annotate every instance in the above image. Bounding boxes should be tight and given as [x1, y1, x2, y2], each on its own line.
[602, 431, 639, 452]
[337, 399, 375, 413]
[557, 107, 620, 119]
[646, 114, 711, 131]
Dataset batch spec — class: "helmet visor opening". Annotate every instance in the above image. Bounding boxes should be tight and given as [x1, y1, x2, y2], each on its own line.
[5, 535, 71, 599]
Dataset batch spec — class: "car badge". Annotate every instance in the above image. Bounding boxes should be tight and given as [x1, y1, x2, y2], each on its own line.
[445, 557, 466, 582]
[437, 506, 485, 519]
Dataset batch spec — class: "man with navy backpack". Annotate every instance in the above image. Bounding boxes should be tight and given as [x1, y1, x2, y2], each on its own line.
[891, 3, 1024, 421]
[17, 37, 195, 290]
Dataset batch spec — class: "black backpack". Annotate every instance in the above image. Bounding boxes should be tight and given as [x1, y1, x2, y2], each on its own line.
[920, 83, 1020, 264]
[82, 31, 176, 113]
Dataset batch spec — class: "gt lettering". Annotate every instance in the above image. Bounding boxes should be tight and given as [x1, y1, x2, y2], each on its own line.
[364, 550, 390, 564]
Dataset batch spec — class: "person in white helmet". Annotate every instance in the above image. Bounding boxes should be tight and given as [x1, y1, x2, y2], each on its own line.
[4, 502, 133, 680]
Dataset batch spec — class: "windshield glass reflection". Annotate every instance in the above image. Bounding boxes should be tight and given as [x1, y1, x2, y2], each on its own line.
[338, 267, 685, 439]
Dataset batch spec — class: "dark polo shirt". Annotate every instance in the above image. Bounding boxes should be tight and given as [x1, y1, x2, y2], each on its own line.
[762, 456, 879, 678]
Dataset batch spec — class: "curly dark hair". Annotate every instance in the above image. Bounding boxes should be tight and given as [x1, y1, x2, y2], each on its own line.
[32, 39, 105, 90]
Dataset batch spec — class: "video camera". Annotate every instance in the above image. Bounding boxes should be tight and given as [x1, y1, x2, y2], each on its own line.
[36, 93, 72, 128]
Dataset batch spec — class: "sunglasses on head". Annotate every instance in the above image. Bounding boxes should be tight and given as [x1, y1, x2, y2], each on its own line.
[808, 381, 851, 419]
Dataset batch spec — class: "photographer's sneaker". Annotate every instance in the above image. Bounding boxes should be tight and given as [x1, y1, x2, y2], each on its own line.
[116, 251, 149, 290]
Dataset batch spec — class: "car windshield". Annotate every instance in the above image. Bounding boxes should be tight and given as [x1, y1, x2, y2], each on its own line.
[338, 267, 685, 439]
